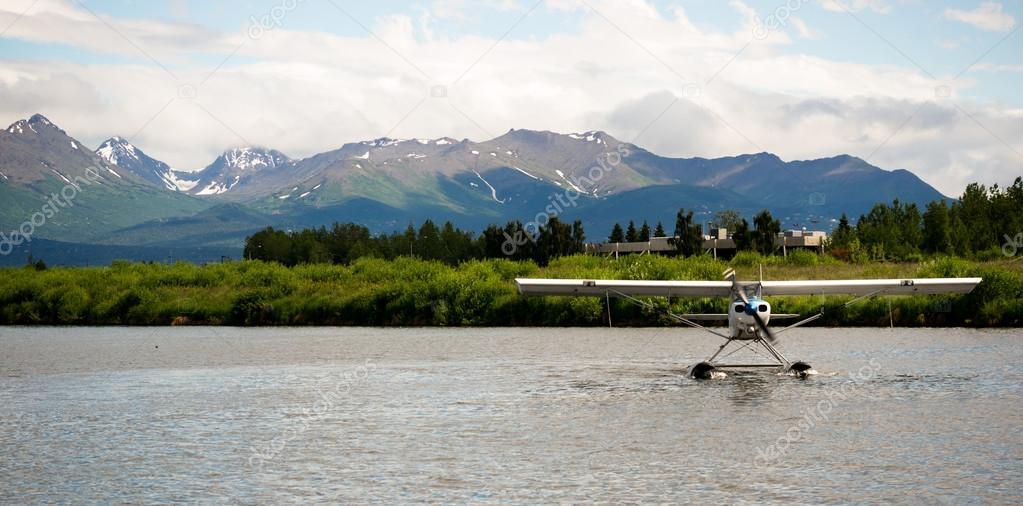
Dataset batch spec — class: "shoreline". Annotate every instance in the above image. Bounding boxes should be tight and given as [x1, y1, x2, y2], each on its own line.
[1, 255, 1020, 328]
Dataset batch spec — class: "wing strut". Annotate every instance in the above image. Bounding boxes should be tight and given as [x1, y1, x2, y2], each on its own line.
[605, 291, 612, 328]
[775, 288, 887, 335]
[605, 288, 730, 340]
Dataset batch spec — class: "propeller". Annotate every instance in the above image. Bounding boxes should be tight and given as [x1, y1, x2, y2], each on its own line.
[724, 268, 778, 343]
[751, 309, 778, 344]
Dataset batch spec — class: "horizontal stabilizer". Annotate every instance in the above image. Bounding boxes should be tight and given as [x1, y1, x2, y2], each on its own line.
[678, 314, 730, 320]
[515, 279, 731, 297]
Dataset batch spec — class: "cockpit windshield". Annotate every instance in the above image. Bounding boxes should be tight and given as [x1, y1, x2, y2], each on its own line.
[742, 284, 762, 300]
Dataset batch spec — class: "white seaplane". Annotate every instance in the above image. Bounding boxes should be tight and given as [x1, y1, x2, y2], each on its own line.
[515, 269, 982, 379]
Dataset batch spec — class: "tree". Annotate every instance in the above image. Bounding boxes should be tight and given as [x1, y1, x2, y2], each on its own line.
[440, 221, 477, 264]
[480, 224, 507, 258]
[503, 220, 535, 261]
[752, 210, 780, 255]
[830, 213, 855, 249]
[856, 200, 921, 260]
[535, 217, 576, 266]
[638, 221, 651, 242]
[625, 220, 638, 242]
[922, 200, 952, 254]
[324, 222, 374, 263]
[654, 221, 666, 237]
[900, 203, 923, 256]
[949, 205, 971, 256]
[609, 223, 625, 243]
[571, 220, 586, 252]
[711, 209, 743, 232]
[732, 219, 753, 251]
[416, 220, 445, 260]
[244, 227, 292, 263]
[290, 230, 331, 265]
[669, 208, 704, 257]
[958, 183, 992, 252]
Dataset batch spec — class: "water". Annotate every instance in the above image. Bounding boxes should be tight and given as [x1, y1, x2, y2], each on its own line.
[1, 327, 1021, 504]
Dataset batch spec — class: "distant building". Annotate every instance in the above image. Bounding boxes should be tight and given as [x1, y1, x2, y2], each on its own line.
[586, 229, 828, 258]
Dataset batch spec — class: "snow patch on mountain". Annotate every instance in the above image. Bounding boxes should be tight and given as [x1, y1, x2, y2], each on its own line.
[197, 182, 230, 195]
[223, 147, 286, 170]
[568, 131, 602, 143]
[162, 171, 200, 192]
[555, 169, 584, 192]
[511, 166, 539, 180]
[474, 170, 504, 203]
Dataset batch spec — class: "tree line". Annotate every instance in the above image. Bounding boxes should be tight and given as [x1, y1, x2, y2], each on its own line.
[245, 177, 1023, 266]
[830, 178, 1023, 261]
[244, 217, 586, 267]
[601, 177, 1023, 261]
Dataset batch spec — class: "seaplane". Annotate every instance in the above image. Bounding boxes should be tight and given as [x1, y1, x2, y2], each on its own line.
[515, 269, 982, 379]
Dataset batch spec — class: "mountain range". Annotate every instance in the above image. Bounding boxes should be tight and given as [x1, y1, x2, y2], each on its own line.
[0, 114, 948, 265]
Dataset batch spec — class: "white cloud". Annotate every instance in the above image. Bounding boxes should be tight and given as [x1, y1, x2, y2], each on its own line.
[972, 63, 1023, 72]
[936, 37, 967, 50]
[429, 0, 524, 20]
[790, 16, 822, 39]
[0, 0, 1019, 196]
[820, 0, 892, 14]
[945, 2, 1016, 32]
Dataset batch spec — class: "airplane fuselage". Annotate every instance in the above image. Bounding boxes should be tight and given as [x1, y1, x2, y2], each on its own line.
[728, 296, 772, 339]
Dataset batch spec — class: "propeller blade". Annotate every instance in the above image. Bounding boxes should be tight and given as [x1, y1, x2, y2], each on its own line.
[752, 310, 777, 343]
[724, 268, 749, 304]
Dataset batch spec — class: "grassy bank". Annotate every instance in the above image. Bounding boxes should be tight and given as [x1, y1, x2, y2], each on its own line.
[1, 253, 1021, 327]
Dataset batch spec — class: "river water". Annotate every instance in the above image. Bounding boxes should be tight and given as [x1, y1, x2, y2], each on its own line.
[1, 327, 1021, 504]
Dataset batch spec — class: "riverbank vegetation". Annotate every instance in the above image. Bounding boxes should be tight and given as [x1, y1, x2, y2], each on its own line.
[1, 254, 1020, 327]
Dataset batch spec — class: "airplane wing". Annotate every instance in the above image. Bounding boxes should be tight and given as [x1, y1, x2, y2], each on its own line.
[515, 277, 983, 297]
[515, 278, 732, 297]
[759, 278, 982, 296]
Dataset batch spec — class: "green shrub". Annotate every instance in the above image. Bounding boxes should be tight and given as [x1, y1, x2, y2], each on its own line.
[0, 255, 1019, 327]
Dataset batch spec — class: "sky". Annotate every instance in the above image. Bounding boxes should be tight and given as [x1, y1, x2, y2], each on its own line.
[0, 0, 1020, 196]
